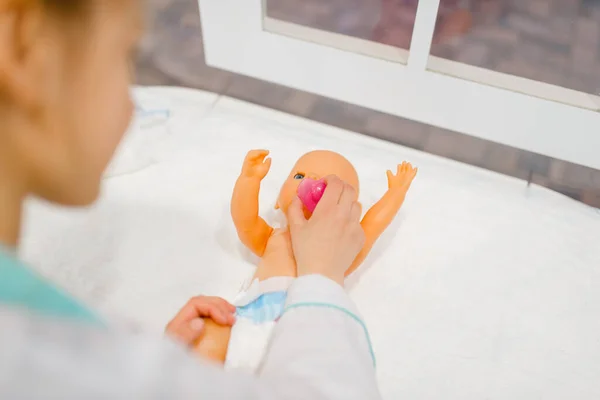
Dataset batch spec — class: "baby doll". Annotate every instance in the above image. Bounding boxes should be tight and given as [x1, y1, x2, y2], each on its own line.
[193, 149, 417, 371]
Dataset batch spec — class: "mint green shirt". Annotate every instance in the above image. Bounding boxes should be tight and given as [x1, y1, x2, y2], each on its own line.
[0, 245, 100, 323]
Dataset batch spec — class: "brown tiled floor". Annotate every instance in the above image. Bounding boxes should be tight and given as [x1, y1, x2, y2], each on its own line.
[136, 0, 600, 207]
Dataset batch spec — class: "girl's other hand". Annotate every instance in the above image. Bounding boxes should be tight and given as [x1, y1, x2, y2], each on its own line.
[165, 296, 236, 346]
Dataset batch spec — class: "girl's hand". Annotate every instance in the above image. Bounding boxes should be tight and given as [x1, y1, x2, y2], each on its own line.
[165, 296, 236, 346]
[287, 175, 365, 286]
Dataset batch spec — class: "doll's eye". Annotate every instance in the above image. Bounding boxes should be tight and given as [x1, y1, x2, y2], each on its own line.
[293, 173, 305, 180]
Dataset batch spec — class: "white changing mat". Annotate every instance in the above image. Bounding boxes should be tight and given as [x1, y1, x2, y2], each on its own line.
[19, 86, 600, 400]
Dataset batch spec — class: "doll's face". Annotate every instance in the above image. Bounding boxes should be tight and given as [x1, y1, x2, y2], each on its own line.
[277, 150, 360, 216]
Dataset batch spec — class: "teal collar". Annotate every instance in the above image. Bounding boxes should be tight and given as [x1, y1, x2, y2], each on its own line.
[0, 244, 101, 324]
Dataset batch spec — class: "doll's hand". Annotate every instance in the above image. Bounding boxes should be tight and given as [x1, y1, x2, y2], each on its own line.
[386, 161, 417, 191]
[241, 149, 272, 180]
[165, 296, 236, 346]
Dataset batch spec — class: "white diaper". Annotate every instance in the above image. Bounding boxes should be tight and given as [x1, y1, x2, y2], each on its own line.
[224, 276, 295, 372]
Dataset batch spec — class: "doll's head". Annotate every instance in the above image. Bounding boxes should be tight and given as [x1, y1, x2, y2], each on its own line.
[276, 150, 359, 216]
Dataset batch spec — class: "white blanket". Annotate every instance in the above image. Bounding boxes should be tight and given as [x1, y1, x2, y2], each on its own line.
[19, 87, 600, 399]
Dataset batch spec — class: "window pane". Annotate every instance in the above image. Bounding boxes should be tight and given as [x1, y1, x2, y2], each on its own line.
[265, 0, 419, 50]
[430, 0, 600, 95]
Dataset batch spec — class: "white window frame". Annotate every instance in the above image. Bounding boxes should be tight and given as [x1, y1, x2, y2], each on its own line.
[199, 0, 600, 170]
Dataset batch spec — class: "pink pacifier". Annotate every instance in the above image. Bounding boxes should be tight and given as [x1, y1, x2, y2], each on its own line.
[297, 178, 327, 213]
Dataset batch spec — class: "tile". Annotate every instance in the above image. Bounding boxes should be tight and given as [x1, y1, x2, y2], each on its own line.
[564, 74, 598, 93]
[364, 113, 430, 150]
[581, 190, 600, 208]
[470, 26, 519, 46]
[543, 51, 569, 71]
[505, 13, 552, 43]
[456, 41, 491, 65]
[531, 175, 584, 202]
[518, 153, 551, 177]
[575, 17, 600, 46]
[424, 128, 487, 166]
[225, 76, 275, 104]
[165, 66, 233, 94]
[227, 79, 297, 113]
[548, 159, 568, 181]
[283, 91, 318, 117]
[308, 98, 370, 134]
[135, 56, 180, 87]
[562, 163, 596, 188]
[480, 142, 527, 179]
[571, 43, 597, 72]
[476, 0, 508, 25]
[529, 0, 552, 19]
[592, 169, 600, 187]
[431, 42, 457, 59]
[495, 58, 540, 81]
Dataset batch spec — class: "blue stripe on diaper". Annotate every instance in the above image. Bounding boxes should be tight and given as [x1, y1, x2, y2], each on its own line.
[235, 291, 288, 324]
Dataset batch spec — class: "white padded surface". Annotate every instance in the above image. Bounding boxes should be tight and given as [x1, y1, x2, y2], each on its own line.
[19, 87, 600, 399]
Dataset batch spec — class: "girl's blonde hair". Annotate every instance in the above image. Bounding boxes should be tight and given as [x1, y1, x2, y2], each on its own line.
[37, 0, 90, 21]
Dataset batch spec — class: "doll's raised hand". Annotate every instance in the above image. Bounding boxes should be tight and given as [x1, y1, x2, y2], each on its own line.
[346, 161, 417, 276]
[386, 161, 417, 192]
[241, 149, 272, 180]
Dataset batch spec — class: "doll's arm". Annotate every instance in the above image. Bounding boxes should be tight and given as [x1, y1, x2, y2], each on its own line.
[345, 162, 417, 276]
[231, 150, 274, 257]
[231, 176, 273, 257]
[345, 189, 406, 276]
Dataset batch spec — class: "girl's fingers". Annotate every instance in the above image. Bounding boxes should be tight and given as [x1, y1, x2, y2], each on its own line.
[349, 202, 362, 222]
[206, 296, 235, 310]
[180, 301, 233, 326]
[338, 182, 357, 211]
[315, 175, 343, 213]
[166, 296, 235, 330]
[205, 297, 236, 324]
[166, 297, 207, 329]
[218, 298, 237, 313]
[207, 308, 235, 325]
[167, 318, 206, 345]
[287, 197, 308, 233]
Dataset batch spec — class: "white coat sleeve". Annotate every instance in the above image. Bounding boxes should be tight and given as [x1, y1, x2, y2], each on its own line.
[259, 274, 381, 400]
[0, 276, 381, 400]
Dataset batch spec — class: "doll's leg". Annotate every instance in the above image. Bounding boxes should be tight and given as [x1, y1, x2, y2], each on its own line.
[192, 318, 232, 363]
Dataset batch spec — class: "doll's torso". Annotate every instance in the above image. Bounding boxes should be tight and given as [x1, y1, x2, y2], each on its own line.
[253, 228, 297, 281]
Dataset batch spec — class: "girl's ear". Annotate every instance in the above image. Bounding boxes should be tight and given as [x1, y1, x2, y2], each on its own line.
[0, 3, 47, 111]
